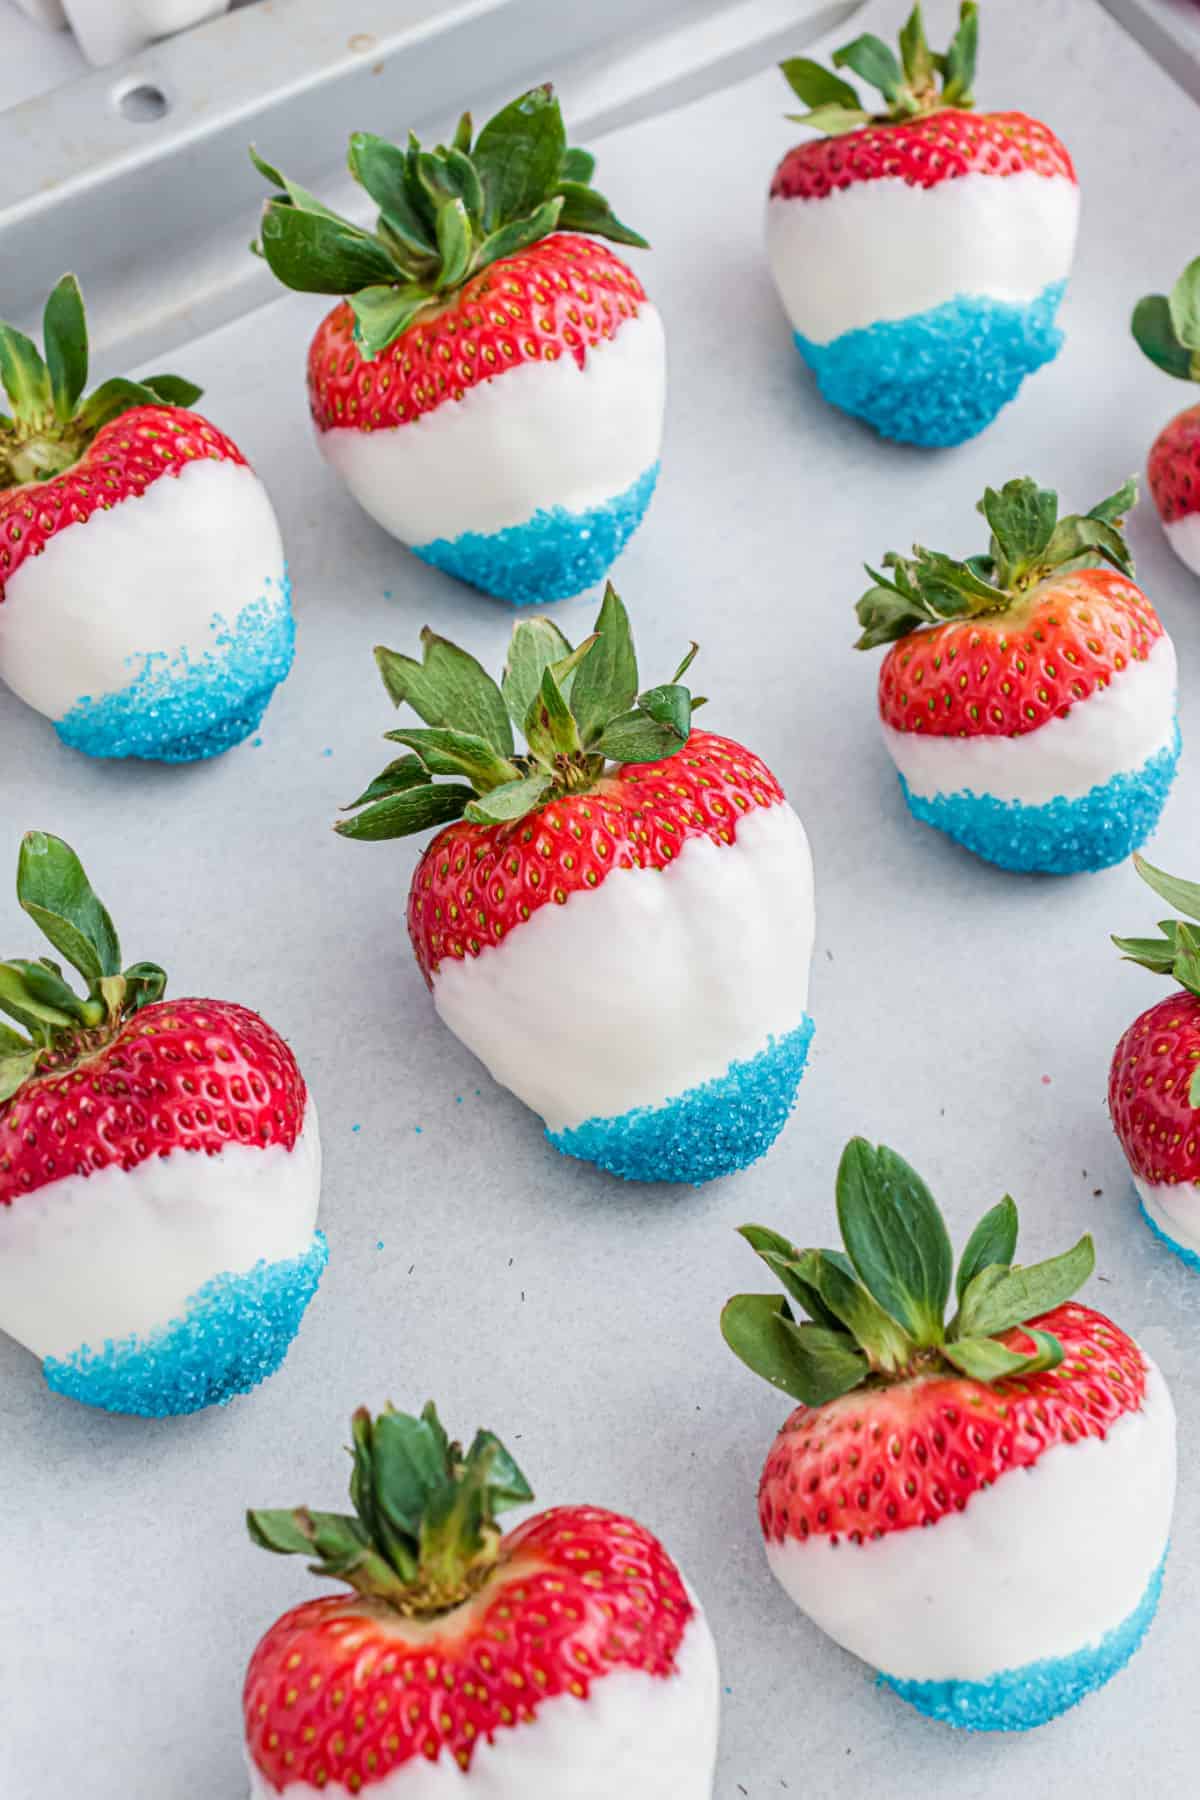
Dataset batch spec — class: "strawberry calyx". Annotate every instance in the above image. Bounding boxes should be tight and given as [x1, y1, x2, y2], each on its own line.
[722, 1137, 1095, 1406]
[0, 276, 202, 490]
[780, 1, 978, 138]
[854, 475, 1139, 650]
[1113, 853, 1200, 1106]
[0, 832, 166, 1106]
[248, 1401, 533, 1619]
[1133, 255, 1200, 383]
[252, 84, 647, 359]
[336, 583, 702, 842]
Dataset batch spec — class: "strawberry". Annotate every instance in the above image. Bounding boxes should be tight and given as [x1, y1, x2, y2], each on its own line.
[243, 1401, 720, 1797]
[766, 3, 1078, 445]
[1110, 854, 1200, 1266]
[254, 86, 663, 606]
[1132, 255, 1200, 574]
[0, 831, 325, 1416]
[336, 584, 815, 1185]
[0, 276, 293, 761]
[854, 474, 1180, 872]
[723, 1137, 1176, 1730]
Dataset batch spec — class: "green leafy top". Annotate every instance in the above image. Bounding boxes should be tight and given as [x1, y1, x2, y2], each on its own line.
[0, 833, 166, 1106]
[780, 2, 978, 138]
[251, 84, 647, 359]
[1114, 854, 1200, 1105]
[248, 1401, 532, 1618]
[336, 584, 702, 842]
[854, 475, 1139, 650]
[722, 1137, 1095, 1406]
[1132, 257, 1200, 383]
[0, 275, 202, 489]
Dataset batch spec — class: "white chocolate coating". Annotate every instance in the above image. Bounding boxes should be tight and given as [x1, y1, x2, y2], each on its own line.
[0, 1101, 321, 1359]
[765, 1360, 1175, 1683]
[0, 457, 287, 723]
[317, 306, 666, 544]
[1135, 1175, 1200, 1257]
[1163, 513, 1200, 579]
[766, 171, 1079, 344]
[430, 801, 814, 1132]
[882, 636, 1178, 806]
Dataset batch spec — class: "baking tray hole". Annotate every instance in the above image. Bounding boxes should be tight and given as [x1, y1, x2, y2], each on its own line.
[112, 79, 170, 123]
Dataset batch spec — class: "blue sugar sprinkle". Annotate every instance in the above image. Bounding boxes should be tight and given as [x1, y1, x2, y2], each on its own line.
[880, 1548, 1167, 1731]
[55, 575, 296, 764]
[42, 1231, 327, 1417]
[794, 282, 1066, 448]
[351, 1123, 361, 1133]
[898, 723, 1180, 874]
[1138, 1196, 1200, 1271]
[411, 463, 660, 606]
[547, 1016, 814, 1185]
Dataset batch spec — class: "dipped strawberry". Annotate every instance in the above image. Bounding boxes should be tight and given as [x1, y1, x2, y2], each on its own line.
[336, 584, 815, 1183]
[855, 475, 1179, 872]
[1111, 853, 1200, 1267]
[0, 275, 293, 760]
[1132, 255, 1200, 575]
[723, 1137, 1176, 1730]
[243, 1400, 720, 1796]
[253, 86, 662, 606]
[767, 3, 1079, 446]
[0, 832, 325, 1416]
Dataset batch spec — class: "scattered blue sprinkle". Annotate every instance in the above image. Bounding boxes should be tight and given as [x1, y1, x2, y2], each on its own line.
[322, 747, 333, 757]
[411, 463, 659, 606]
[414, 1126, 423, 1134]
[383, 590, 393, 599]
[1138, 1195, 1200, 1272]
[42, 1231, 328, 1417]
[548, 1016, 814, 1185]
[880, 1548, 1167, 1730]
[351, 1123, 361, 1133]
[376, 1239, 385, 1251]
[252, 736, 263, 748]
[455, 1096, 462, 1104]
[55, 573, 295, 763]
[794, 283, 1066, 447]
[897, 723, 1180, 874]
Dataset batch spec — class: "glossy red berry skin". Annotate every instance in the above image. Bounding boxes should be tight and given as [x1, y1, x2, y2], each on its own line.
[1109, 991, 1200, 1186]
[770, 109, 1075, 203]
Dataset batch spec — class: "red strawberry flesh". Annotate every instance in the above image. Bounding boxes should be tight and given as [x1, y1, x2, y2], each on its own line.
[770, 109, 1075, 202]
[1109, 991, 1200, 1185]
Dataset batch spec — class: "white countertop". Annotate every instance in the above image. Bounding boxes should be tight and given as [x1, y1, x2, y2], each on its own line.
[1, 1, 1199, 1795]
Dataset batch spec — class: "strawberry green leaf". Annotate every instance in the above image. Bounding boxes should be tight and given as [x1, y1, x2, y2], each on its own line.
[139, 374, 204, 408]
[1174, 921, 1200, 999]
[1133, 853, 1200, 924]
[0, 964, 77, 1037]
[350, 285, 432, 359]
[554, 182, 647, 249]
[473, 84, 566, 230]
[334, 784, 474, 841]
[636, 683, 692, 741]
[779, 55, 861, 110]
[0, 1019, 32, 1054]
[343, 756, 428, 812]
[832, 34, 910, 109]
[941, 0, 979, 105]
[0, 1050, 37, 1105]
[978, 478, 1058, 580]
[943, 1328, 1063, 1382]
[121, 962, 167, 1015]
[464, 772, 555, 825]
[258, 201, 404, 296]
[954, 1195, 1018, 1303]
[785, 104, 873, 135]
[42, 275, 88, 424]
[348, 134, 438, 255]
[375, 632, 514, 758]
[593, 709, 685, 764]
[1132, 293, 1195, 381]
[836, 1138, 953, 1346]
[898, 5, 935, 91]
[525, 666, 581, 762]
[18, 830, 122, 981]
[561, 146, 595, 183]
[384, 726, 518, 791]
[502, 618, 576, 730]
[474, 197, 564, 274]
[737, 1224, 845, 1333]
[249, 146, 349, 223]
[956, 1234, 1094, 1340]
[442, 148, 484, 222]
[721, 1294, 869, 1406]
[1111, 930, 1178, 974]
[794, 1249, 915, 1372]
[452, 112, 473, 155]
[435, 198, 474, 289]
[570, 583, 639, 745]
[0, 322, 51, 429]
[4, 959, 90, 1022]
[1168, 256, 1200, 353]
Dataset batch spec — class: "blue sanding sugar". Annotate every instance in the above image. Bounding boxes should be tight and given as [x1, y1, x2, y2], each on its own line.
[547, 1015, 814, 1185]
[880, 1548, 1168, 1731]
[1138, 1196, 1200, 1272]
[42, 1230, 327, 1417]
[793, 282, 1067, 448]
[411, 463, 659, 606]
[54, 572, 296, 763]
[898, 723, 1180, 874]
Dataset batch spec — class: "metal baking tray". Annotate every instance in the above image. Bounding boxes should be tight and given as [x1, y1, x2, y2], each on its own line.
[2, 1, 1199, 1795]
